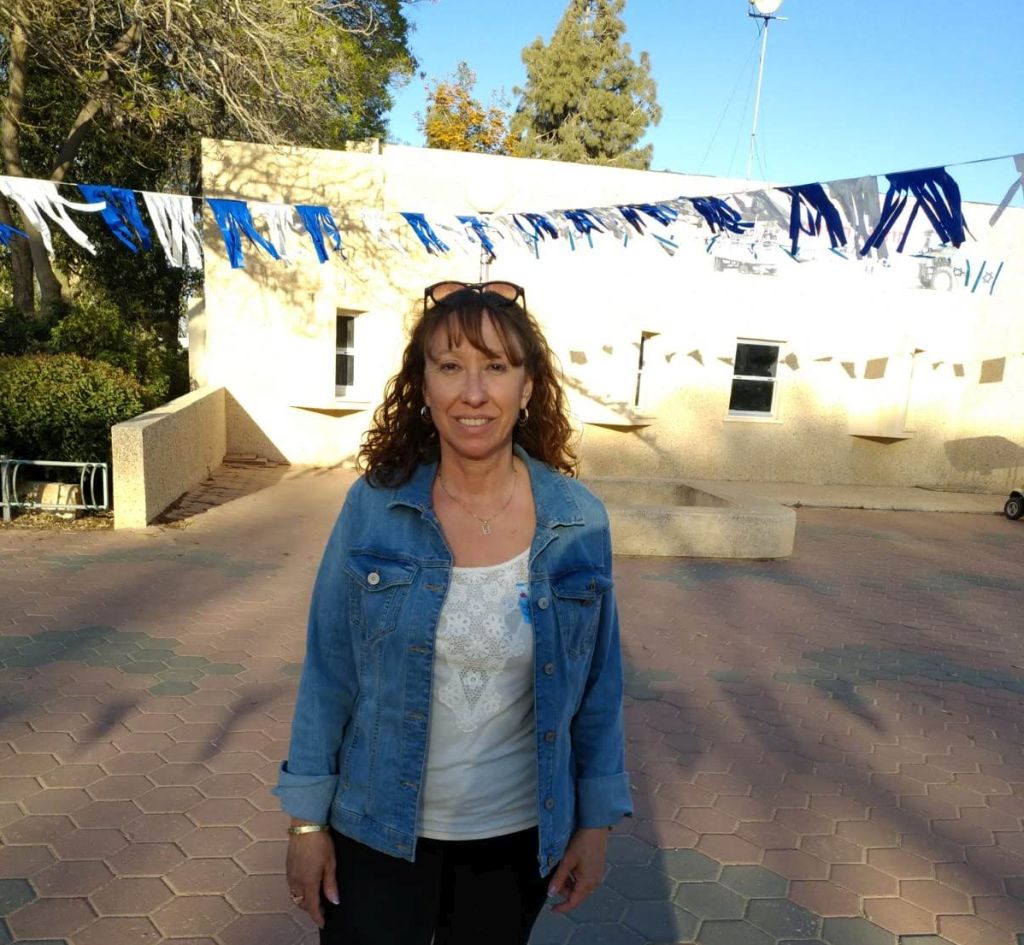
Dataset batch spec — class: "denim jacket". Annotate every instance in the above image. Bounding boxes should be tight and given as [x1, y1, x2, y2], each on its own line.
[273, 446, 632, 875]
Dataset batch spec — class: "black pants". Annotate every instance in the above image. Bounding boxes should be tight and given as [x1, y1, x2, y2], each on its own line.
[320, 828, 550, 945]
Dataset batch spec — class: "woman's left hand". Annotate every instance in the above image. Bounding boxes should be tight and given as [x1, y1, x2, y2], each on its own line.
[547, 827, 610, 914]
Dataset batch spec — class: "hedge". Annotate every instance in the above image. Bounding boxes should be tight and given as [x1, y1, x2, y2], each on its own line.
[0, 354, 145, 464]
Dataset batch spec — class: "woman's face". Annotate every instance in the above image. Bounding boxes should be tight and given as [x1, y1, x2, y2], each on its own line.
[422, 313, 533, 465]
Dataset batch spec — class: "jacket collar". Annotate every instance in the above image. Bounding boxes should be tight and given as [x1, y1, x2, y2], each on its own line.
[387, 445, 583, 529]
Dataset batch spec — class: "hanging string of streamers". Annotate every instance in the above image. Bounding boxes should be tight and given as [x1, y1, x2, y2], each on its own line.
[0, 152, 1019, 272]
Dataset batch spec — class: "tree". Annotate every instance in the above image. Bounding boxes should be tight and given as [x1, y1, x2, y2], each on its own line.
[0, 1, 415, 316]
[511, 0, 661, 170]
[419, 62, 516, 155]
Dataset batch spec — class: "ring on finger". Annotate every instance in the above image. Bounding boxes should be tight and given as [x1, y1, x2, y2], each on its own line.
[290, 892, 304, 905]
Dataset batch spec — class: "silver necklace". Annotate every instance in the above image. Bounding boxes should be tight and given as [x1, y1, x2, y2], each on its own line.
[438, 464, 517, 535]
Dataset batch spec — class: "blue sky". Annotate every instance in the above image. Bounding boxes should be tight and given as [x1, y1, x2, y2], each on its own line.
[387, 0, 1023, 203]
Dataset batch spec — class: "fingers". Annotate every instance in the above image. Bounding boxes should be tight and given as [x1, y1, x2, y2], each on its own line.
[322, 847, 340, 908]
[304, 879, 326, 928]
[547, 858, 572, 899]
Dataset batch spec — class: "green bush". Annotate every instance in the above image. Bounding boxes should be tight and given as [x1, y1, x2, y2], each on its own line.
[0, 354, 145, 464]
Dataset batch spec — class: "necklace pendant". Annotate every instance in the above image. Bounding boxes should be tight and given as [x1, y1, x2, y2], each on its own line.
[481, 521, 492, 535]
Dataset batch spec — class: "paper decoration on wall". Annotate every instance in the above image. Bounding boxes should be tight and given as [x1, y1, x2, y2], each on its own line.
[142, 192, 203, 269]
[207, 198, 281, 268]
[860, 167, 965, 256]
[0, 176, 104, 254]
[250, 203, 303, 263]
[990, 154, 1024, 227]
[456, 214, 497, 260]
[778, 183, 847, 258]
[827, 176, 886, 257]
[295, 205, 344, 263]
[78, 184, 152, 253]
[689, 197, 754, 235]
[400, 212, 449, 254]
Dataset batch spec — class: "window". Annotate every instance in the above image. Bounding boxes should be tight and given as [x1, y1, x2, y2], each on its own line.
[335, 311, 357, 397]
[634, 331, 658, 408]
[728, 340, 781, 416]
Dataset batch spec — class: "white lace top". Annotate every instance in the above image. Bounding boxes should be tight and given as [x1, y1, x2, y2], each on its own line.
[418, 547, 538, 840]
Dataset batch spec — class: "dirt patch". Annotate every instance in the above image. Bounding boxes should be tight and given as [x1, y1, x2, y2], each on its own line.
[0, 510, 113, 531]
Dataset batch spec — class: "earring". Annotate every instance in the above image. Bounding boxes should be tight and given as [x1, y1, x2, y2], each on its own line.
[420, 405, 432, 423]
[517, 407, 529, 427]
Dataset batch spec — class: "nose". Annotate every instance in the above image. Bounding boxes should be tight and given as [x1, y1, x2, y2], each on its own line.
[460, 368, 488, 406]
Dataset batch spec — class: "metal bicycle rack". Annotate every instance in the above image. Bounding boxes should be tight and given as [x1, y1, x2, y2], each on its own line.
[0, 459, 109, 522]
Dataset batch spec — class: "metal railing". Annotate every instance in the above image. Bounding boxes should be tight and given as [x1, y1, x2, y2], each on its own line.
[0, 459, 109, 522]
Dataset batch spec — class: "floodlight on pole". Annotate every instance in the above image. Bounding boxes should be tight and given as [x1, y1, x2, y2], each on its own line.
[746, 0, 785, 180]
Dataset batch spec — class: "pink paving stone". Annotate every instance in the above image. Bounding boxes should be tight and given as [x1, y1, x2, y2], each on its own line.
[52, 828, 129, 861]
[41, 764, 107, 788]
[961, 806, 1021, 832]
[799, 834, 865, 864]
[226, 873, 294, 913]
[14, 732, 76, 754]
[7, 896, 96, 939]
[867, 848, 935, 879]
[89, 876, 174, 916]
[965, 844, 1024, 877]
[243, 810, 290, 841]
[934, 861, 1007, 897]
[219, 912, 304, 945]
[694, 833, 763, 865]
[3, 813, 76, 844]
[149, 762, 213, 785]
[863, 897, 937, 934]
[930, 818, 996, 847]
[24, 788, 94, 814]
[160, 742, 212, 763]
[736, 820, 798, 851]
[899, 878, 971, 914]
[72, 799, 141, 829]
[233, 839, 288, 874]
[0, 752, 59, 776]
[33, 860, 114, 896]
[0, 776, 42, 802]
[136, 785, 203, 813]
[632, 819, 698, 848]
[152, 894, 239, 937]
[179, 826, 253, 857]
[70, 915, 161, 945]
[107, 841, 187, 877]
[123, 713, 183, 733]
[85, 775, 155, 800]
[189, 797, 259, 826]
[973, 894, 1024, 932]
[0, 844, 54, 877]
[811, 795, 869, 821]
[206, 751, 268, 774]
[938, 913, 1017, 945]
[675, 807, 739, 834]
[100, 753, 165, 777]
[170, 723, 226, 743]
[775, 808, 834, 836]
[124, 812, 195, 842]
[993, 830, 1024, 855]
[788, 880, 859, 917]
[57, 742, 121, 765]
[762, 850, 830, 880]
[165, 857, 246, 895]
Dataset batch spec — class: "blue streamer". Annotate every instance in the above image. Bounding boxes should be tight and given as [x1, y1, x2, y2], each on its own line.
[859, 167, 965, 257]
[78, 184, 152, 253]
[521, 213, 559, 240]
[562, 209, 605, 236]
[617, 202, 677, 234]
[456, 215, 497, 259]
[688, 197, 753, 235]
[778, 183, 848, 258]
[0, 222, 28, 247]
[295, 205, 344, 263]
[399, 213, 449, 254]
[207, 198, 280, 269]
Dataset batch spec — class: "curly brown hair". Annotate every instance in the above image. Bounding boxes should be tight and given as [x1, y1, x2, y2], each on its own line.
[358, 293, 577, 487]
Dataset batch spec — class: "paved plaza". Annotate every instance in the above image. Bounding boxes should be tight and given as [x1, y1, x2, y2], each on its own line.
[1, 467, 1024, 945]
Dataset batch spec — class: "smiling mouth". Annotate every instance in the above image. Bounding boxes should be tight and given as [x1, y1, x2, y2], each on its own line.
[457, 418, 492, 427]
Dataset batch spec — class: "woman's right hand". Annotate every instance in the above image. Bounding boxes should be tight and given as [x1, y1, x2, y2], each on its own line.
[285, 829, 339, 928]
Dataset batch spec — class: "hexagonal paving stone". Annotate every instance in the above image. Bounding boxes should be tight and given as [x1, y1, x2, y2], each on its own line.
[673, 881, 746, 920]
[2, 814, 75, 844]
[72, 914, 162, 945]
[0, 845, 54, 878]
[529, 908, 574, 945]
[123, 812, 194, 842]
[622, 900, 699, 943]
[604, 865, 673, 901]
[696, 919, 774, 945]
[165, 858, 245, 895]
[746, 897, 822, 939]
[152, 895, 238, 937]
[564, 886, 628, 924]
[605, 836, 655, 866]
[652, 848, 721, 882]
[0, 878, 35, 915]
[218, 912, 305, 945]
[820, 916, 896, 945]
[135, 785, 202, 813]
[233, 839, 288, 875]
[107, 842, 186, 877]
[897, 938, 954, 945]
[32, 860, 113, 897]
[720, 865, 789, 898]
[7, 896, 95, 939]
[51, 828, 128, 861]
[179, 826, 252, 857]
[189, 798, 258, 826]
[89, 877, 174, 916]
[226, 874, 294, 914]
[566, 922, 644, 945]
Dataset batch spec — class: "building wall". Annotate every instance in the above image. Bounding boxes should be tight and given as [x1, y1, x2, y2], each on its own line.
[198, 138, 1024, 491]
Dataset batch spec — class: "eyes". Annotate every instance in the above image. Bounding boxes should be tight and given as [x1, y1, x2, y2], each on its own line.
[437, 360, 509, 375]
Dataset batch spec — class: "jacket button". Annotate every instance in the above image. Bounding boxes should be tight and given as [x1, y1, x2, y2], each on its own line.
[544, 798, 555, 810]
[545, 730, 556, 743]
[537, 597, 549, 610]
[367, 571, 381, 586]
[543, 662, 555, 676]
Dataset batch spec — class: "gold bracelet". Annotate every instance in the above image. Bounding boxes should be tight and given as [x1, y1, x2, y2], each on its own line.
[288, 823, 329, 836]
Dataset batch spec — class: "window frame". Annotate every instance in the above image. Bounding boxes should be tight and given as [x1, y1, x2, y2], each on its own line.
[334, 309, 360, 400]
[727, 338, 784, 420]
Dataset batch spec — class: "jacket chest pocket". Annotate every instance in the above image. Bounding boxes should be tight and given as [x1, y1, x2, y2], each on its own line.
[345, 553, 417, 642]
[551, 571, 613, 659]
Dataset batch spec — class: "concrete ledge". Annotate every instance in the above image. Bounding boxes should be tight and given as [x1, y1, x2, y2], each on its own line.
[585, 477, 795, 559]
[112, 386, 227, 529]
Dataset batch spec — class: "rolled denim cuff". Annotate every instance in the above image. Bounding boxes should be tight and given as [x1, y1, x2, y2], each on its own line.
[576, 771, 633, 828]
[271, 762, 338, 823]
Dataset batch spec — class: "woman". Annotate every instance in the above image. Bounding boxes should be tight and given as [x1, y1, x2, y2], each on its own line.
[274, 280, 631, 945]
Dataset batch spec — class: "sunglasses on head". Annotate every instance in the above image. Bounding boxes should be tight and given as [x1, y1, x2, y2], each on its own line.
[424, 281, 526, 309]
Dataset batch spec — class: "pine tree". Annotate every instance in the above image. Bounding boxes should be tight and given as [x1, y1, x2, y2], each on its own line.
[512, 0, 661, 169]
[419, 62, 516, 155]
